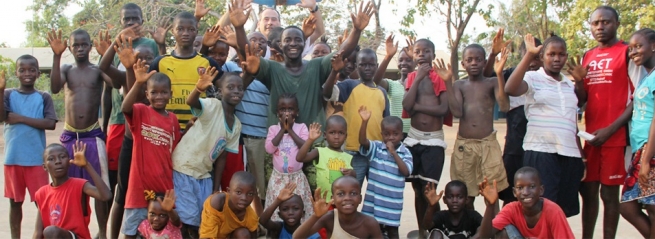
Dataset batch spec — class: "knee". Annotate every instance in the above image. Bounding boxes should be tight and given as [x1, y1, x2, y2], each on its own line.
[9, 200, 23, 208]
[428, 230, 443, 239]
[600, 185, 620, 204]
[43, 226, 66, 238]
[495, 229, 509, 239]
[230, 227, 252, 239]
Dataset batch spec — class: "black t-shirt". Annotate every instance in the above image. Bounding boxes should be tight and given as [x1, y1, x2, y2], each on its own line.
[491, 67, 528, 156]
[431, 209, 483, 239]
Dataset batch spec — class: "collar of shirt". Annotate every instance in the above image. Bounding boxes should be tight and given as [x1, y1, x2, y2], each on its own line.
[537, 67, 574, 87]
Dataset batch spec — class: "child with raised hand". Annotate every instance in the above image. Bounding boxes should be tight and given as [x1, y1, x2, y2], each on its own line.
[423, 181, 483, 239]
[478, 167, 574, 238]
[504, 34, 585, 217]
[139, 189, 182, 239]
[296, 117, 356, 201]
[121, 59, 181, 239]
[358, 106, 412, 239]
[292, 177, 383, 239]
[261, 182, 321, 239]
[265, 93, 314, 222]
[34, 141, 112, 239]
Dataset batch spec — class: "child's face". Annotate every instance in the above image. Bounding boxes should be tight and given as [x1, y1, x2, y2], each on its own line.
[413, 41, 435, 66]
[173, 19, 198, 48]
[512, 172, 544, 209]
[444, 185, 467, 214]
[356, 53, 378, 82]
[147, 200, 169, 231]
[120, 9, 143, 28]
[540, 42, 568, 75]
[461, 48, 486, 77]
[218, 76, 244, 107]
[277, 98, 298, 122]
[520, 49, 543, 71]
[146, 80, 171, 111]
[397, 50, 415, 76]
[43, 146, 70, 178]
[280, 28, 305, 60]
[136, 47, 155, 66]
[227, 182, 257, 211]
[193, 36, 203, 52]
[324, 123, 347, 150]
[311, 44, 330, 59]
[629, 34, 655, 67]
[340, 51, 358, 79]
[208, 43, 230, 67]
[16, 59, 40, 87]
[277, 196, 304, 227]
[69, 34, 92, 62]
[248, 32, 268, 56]
[381, 123, 402, 146]
[331, 178, 362, 214]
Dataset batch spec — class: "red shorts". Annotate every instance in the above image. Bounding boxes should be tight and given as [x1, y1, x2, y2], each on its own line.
[220, 144, 245, 191]
[106, 124, 125, 171]
[4, 165, 49, 202]
[583, 145, 627, 185]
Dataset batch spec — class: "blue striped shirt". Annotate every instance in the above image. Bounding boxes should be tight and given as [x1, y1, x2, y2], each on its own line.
[235, 80, 270, 137]
[360, 140, 413, 227]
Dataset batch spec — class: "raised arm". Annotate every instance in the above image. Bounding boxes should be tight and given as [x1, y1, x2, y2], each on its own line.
[159, 190, 181, 227]
[293, 189, 332, 239]
[239, 44, 261, 88]
[260, 183, 296, 231]
[149, 19, 170, 55]
[422, 182, 443, 230]
[338, 2, 375, 57]
[121, 59, 155, 115]
[434, 59, 463, 118]
[75, 141, 112, 201]
[505, 34, 541, 96]
[483, 28, 511, 77]
[97, 32, 125, 89]
[297, 0, 325, 43]
[47, 29, 68, 94]
[187, 66, 219, 109]
[358, 106, 372, 150]
[567, 56, 589, 107]
[296, 123, 321, 163]
[374, 34, 398, 91]
[494, 47, 510, 113]
[478, 178, 500, 238]
[323, 52, 345, 100]
[229, 0, 252, 59]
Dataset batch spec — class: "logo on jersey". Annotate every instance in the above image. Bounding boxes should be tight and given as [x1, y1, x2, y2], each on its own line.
[197, 67, 206, 75]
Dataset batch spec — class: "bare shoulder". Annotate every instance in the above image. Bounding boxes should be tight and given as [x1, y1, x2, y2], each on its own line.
[320, 210, 335, 228]
[209, 192, 226, 211]
[61, 64, 73, 73]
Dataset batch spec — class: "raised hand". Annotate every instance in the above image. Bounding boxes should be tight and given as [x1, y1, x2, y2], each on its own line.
[337, 29, 349, 46]
[94, 30, 111, 56]
[424, 182, 444, 207]
[149, 18, 171, 46]
[194, 0, 211, 20]
[312, 188, 333, 217]
[385, 33, 398, 58]
[47, 29, 68, 56]
[434, 59, 453, 82]
[71, 141, 88, 167]
[277, 183, 297, 202]
[308, 122, 322, 140]
[118, 24, 142, 41]
[351, 2, 376, 31]
[358, 105, 371, 121]
[113, 35, 139, 69]
[229, 0, 252, 28]
[296, 0, 317, 10]
[218, 26, 238, 48]
[133, 59, 156, 84]
[405, 35, 416, 59]
[331, 52, 345, 72]
[302, 15, 317, 38]
[241, 43, 261, 75]
[0, 71, 6, 90]
[524, 34, 542, 55]
[479, 177, 499, 205]
[566, 56, 588, 82]
[158, 189, 177, 212]
[491, 28, 512, 55]
[494, 47, 510, 74]
[202, 25, 222, 47]
[197, 66, 219, 92]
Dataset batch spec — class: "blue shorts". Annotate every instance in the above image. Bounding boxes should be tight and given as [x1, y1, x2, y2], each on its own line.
[173, 170, 213, 226]
[122, 208, 147, 236]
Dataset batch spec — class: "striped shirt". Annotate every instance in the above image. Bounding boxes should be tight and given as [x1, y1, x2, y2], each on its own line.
[235, 80, 270, 137]
[385, 79, 410, 133]
[523, 68, 580, 158]
[360, 140, 413, 227]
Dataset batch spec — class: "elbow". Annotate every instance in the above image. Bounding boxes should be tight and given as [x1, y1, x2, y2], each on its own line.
[101, 194, 112, 202]
[47, 121, 56, 130]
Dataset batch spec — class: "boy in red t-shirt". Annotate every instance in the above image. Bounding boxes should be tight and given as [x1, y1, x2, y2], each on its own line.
[34, 141, 112, 239]
[479, 167, 574, 239]
[120, 59, 181, 239]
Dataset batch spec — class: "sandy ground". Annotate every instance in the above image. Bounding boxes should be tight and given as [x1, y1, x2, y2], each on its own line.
[0, 121, 644, 238]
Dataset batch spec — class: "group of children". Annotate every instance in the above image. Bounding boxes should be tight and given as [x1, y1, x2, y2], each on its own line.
[4, 0, 655, 238]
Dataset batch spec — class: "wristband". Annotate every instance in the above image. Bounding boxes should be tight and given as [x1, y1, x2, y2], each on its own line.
[310, 5, 319, 13]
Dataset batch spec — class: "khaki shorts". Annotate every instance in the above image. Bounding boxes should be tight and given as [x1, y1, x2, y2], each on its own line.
[450, 131, 509, 196]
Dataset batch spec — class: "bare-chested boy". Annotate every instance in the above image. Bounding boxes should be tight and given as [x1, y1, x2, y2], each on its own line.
[47, 28, 112, 238]
[436, 44, 510, 210]
[401, 39, 449, 238]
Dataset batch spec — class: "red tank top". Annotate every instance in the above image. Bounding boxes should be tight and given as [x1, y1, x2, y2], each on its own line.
[35, 178, 91, 239]
[582, 41, 634, 147]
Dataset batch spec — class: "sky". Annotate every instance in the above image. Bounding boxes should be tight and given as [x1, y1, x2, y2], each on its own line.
[0, 0, 491, 51]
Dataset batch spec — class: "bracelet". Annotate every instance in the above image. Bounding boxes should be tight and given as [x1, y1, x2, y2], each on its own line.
[310, 5, 319, 13]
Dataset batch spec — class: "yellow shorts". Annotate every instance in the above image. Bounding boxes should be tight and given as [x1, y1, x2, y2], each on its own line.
[450, 131, 509, 197]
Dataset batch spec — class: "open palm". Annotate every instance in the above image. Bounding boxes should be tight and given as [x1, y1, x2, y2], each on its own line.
[424, 182, 443, 207]
[479, 177, 498, 205]
[434, 59, 453, 81]
[277, 183, 297, 201]
[229, 0, 251, 28]
[47, 29, 68, 55]
[351, 2, 375, 31]
[158, 189, 177, 212]
[197, 67, 218, 91]
[71, 141, 88, 167]
[308, 123, 322, 140]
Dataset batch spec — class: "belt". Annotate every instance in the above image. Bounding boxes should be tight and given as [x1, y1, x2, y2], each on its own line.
[241, 133, 266, 139]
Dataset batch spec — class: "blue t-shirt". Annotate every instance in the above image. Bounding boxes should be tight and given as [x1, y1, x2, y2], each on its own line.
[235, 80, 270, 137]
[631, 72, 655, 152]
[3, 90, 58, 166]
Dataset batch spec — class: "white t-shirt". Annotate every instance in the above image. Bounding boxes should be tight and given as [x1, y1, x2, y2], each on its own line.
[172, 98, 241, 179]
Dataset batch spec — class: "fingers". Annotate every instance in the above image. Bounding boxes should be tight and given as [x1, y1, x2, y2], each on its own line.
[314, 188, 322, 201]
[438, 190, 444, 198]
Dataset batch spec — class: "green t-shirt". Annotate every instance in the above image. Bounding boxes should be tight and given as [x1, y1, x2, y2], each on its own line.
[255, 52, 335, 126]
[108, 38, 160, 125]
[314, 147, 353, 200]
[385, 79, 410, 133]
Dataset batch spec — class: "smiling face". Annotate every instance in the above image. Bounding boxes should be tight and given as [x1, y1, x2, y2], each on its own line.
[280, 28, 305, 60]
[227, 181, 257, 211]
[590, 9, 619, 44]
[278, 195, 304, 227]
[629, 33, 655, 67]
[146, 78, 172, 111]
[331, 177, 362, 214]
[397, 50, 415, 77]
[69, 33, 92, 62]
[356, 51, 378, 82]
[258, 8, 282, 37]
[540, 41, 568, 75]
[218, 75, 244, 107]
[147, 200, 169, 231]
[173, 18, 198, 48]
[513, 172, 544, 209]
[43, 146, 70, 179]
[15, 58, 40, 88]
[311, 43, 331, 59]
